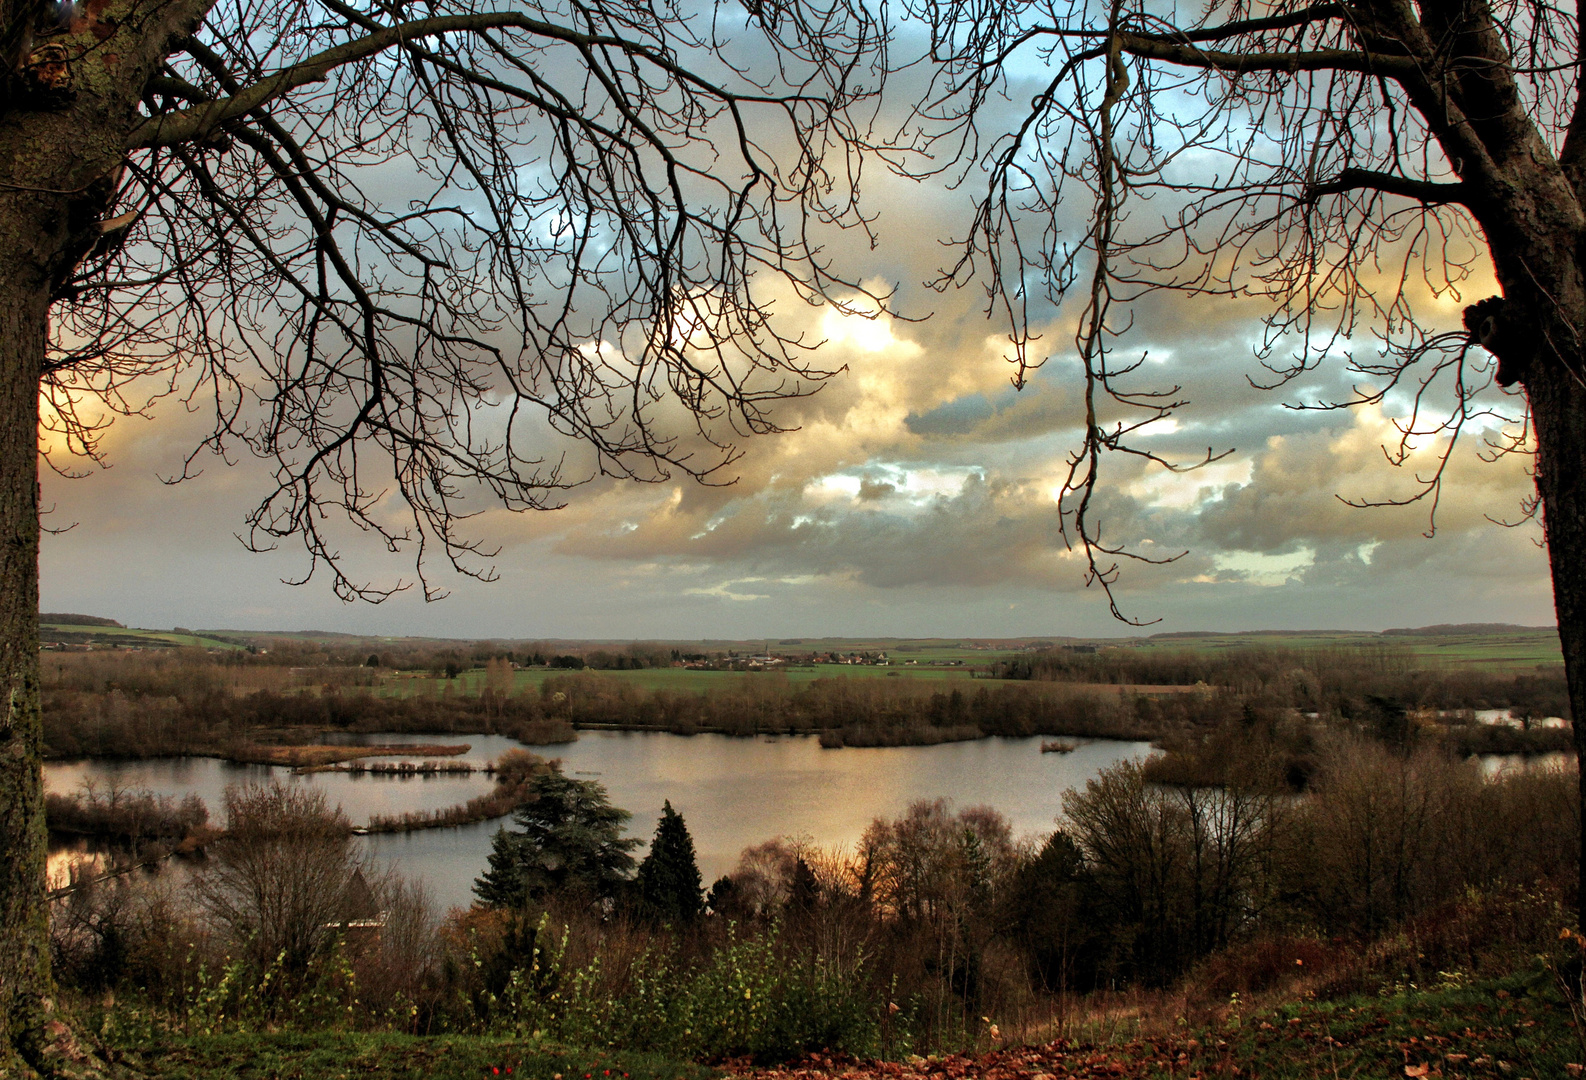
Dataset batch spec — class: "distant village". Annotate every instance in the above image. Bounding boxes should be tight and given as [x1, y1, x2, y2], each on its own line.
[675, 650, 951, 671]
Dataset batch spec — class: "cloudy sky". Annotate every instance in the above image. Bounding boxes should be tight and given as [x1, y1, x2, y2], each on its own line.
[40, 262, 1553, 640]
[38, 63, 1556, 641]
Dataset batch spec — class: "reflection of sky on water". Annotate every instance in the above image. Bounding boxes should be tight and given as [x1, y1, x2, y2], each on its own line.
[46, 732, 1152, 913]
[545, 732, 1153, 872]
[46, 838, 107, 891]
[45, 750, 499, 822]
[1478, 752, 1572, 778]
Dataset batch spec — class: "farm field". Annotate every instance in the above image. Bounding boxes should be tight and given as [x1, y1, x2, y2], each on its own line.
[40, 621, 245, 651]
[41, 617, 1564, 675]
[1126, 626, 1563, 669]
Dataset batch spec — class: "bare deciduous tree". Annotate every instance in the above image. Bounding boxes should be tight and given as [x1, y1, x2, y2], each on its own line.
[1302, 736, 1482, 937]
[1062, 761, 1283, 983]
[196, 781, 365, 973]
[0, 0, 881, 1064]
[901, 0, 1586, 917]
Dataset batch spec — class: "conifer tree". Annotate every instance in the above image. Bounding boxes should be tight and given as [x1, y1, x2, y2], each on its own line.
[473, 770, 637, 909]
[636, 800, 703, 923]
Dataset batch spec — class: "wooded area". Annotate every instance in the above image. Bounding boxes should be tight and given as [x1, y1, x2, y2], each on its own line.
[35, 643, 1574, 763]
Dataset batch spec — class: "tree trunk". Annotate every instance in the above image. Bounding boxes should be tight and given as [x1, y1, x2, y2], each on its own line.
[0, 5, 212, 1069]
[0, 138, 115, 1080]
[0, 222, 48, 1072]
[0, 221, 110, 1080]
[1525, 355, 1586, 925]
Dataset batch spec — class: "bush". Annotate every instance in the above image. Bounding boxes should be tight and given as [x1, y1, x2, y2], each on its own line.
[487, 916, 887, 1061]
[196, 781, 370, 973]
[46, 784, 209, 843]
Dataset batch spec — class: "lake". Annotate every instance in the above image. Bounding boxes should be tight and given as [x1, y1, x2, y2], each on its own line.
[44, 731, 1152, 911]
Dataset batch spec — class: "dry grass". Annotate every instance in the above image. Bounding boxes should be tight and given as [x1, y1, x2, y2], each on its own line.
[231, 743, 470, 768]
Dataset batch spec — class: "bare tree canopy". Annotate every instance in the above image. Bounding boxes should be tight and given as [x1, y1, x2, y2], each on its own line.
[15, 0, 886, 599]
[886, 0, 1567, 606]
[890, 0, 1586, 913]
[1, 0, 885, 1065]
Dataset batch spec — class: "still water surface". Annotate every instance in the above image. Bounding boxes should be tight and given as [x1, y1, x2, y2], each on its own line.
[45, 731, 1152, 911]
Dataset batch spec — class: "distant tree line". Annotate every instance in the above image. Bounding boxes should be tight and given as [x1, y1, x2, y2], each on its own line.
[41, 661, 573, 759]
[38, 644, 1576, 765]
[537, 671, 1158, 744]
[40, 613, 126, 628]
[536, 663, 1572, 760]
[995, 644, 1570, 720]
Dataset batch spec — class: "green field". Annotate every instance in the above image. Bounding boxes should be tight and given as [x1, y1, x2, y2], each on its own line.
[1124, 627, 1563, 669]
[40, 622, 246, 651]
[43, 619, 1565, 675]
[383, 662, 989, 699]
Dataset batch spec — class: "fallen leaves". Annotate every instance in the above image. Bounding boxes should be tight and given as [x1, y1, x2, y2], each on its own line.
[724, 1039, 1178, 1080]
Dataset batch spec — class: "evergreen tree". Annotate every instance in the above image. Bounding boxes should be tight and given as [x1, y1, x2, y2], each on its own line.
[705, 875, 740, 918]
[636, 800, 703, 923]
[474, 827, 531, 909]
[473, 770, 638, 908]
[787, 856, 821, 914]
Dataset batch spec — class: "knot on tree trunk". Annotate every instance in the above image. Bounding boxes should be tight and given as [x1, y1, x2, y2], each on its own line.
[47, 174, 129, 302]
[1463, 295, 1530, 388]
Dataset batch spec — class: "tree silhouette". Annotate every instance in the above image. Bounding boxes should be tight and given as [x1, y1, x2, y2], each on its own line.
[196, 781, 366, 973]
[902, 0, 1586, 919]
[0, 0, 879, 1063]
[636, 799, 703, 923]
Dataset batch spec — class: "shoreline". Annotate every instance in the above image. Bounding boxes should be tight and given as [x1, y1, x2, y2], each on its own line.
[40, 719, 1579, 771]
[46, 746, 552, 839]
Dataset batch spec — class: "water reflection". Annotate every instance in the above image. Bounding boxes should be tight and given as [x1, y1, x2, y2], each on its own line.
[46, 731, 1152, 912]
[1478, 751, 1573, 777]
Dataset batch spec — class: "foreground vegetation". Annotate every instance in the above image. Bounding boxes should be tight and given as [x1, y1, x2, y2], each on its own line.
[66, 895, 1586, 1080]
[47, 731, 1581, 1062]
[730, 968, 1583, 1080]
[103, 1031, 716, 1080]
[89, 966, 1584, 1080]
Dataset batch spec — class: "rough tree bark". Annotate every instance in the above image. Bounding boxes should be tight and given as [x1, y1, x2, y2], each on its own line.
[0, 222, 50, 1076]
[1529, 355, 1586, 927]
[0, 195, 112, 1080]
[0, 0, 212, 1067]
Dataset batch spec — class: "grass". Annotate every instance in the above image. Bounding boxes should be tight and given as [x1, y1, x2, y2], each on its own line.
[113, 971, 1580, 1080]
[1120, 629, 1564, 671]
[40, 623, 246, 650]
[115, 1031, 719, 1080]
[1160, 970, 1581, 1079]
